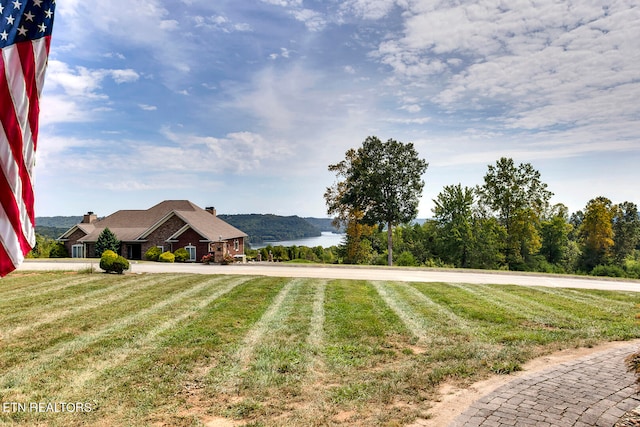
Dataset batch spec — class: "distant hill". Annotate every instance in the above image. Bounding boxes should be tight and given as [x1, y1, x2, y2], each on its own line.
[35, 216, 81, 240]
[218, 214, 322, 244]
[303, 217, 342, 233]
[36, 216, 82, 228]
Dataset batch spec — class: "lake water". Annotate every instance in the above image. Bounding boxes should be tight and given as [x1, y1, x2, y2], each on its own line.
[251, 232, 345, 249]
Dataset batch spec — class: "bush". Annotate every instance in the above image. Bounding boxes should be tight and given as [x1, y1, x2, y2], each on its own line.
[144, 246, 162, 261]
[591, 264, 626, 278]
[99, 250, 129, 274]
[396, 251, 418, 266]
[201, 254, 214, 264]
[49, 242, 69, 258]
[174, 248, 190, 262]
[110, 256, 130, 274]
[158, 251, 175, 263]
[99, 250, 118, 271]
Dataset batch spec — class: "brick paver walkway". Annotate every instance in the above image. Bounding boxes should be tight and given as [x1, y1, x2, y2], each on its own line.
[450, 343, 640, 427]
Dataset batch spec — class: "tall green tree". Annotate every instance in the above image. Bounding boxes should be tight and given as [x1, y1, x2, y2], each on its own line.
[579, 196, 615, 270]
[540, 204, 573, 265]
[612, 201, 640, 263]
[477, 157, 552, 269]
[432, 184, 474, 267]
[95, 227, 120, 257]
[325, 136, 428, 266]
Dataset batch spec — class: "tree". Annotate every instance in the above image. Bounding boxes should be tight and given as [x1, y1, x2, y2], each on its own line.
[477, 157, 552, 269]
[95, 227, 120, 257]
[579, 196, 615, 270]
[325, 136, 428, 266]
[540, 204, 573, 265]
[612, 201, 640, 264]
[432, 184, 474, 267]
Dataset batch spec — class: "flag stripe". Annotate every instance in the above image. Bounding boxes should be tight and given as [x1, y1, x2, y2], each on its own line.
[3, 45, 37, 227]
[0, 0, 55, 277]
[17, 40, 40, 154]
[0, 124, 32, 259]
[0, 238, 18, 278]
[0, 49, 36, 248]
[33, 37, 50, 102]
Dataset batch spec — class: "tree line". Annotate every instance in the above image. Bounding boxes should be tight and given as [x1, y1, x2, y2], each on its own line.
[326, 137, 640, 277]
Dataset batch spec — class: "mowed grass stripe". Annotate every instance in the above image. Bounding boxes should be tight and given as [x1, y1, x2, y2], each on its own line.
[0, 271, 96, 296]
[0, 274, 110, 305]
[0, 274, 196, 364]
[234, 280, 318, 400]
[451, 283, 583, 328]
[505, 285, 638, 318]
[2, 274, 164, 339]
[320, 280, 433, 425]
[371, 281, 431, 345]
[212, 278, 300, 399]
[68, 276, 253, 391]
[0, 275, 231, 388]
[308, 279, 326, 350]
[548, 287, 639, 310]
[373, 281, 480, 347]
[324, 280, 411, 370]
[405, 283, 478, 335]
[84, 277, 288, 427]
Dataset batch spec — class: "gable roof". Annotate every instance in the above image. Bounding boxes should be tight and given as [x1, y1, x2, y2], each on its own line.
[64, 200, 247, 243]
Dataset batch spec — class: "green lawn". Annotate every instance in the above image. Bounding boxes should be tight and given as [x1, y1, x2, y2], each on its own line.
[1, 271, 639, 426]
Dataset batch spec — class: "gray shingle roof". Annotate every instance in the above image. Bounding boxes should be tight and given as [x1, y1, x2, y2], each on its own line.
[75, 200, 247, 243]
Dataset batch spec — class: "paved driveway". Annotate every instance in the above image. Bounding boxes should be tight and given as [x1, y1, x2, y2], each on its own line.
[17, 260, 640, 292]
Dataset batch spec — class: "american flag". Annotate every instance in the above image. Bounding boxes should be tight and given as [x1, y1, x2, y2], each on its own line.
[0, 0, 55, 277]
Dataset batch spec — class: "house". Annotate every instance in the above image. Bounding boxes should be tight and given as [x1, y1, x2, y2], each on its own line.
[58, 200, 248, 263]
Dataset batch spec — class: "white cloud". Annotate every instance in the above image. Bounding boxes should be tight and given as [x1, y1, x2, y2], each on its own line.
[160, 129, 293, 174]
[342, 0, 397, 20]
[41, 61, 140, 125]
[138, 104, 158, 111]
[372, 0, 640, 137]
[194, 14, 253, 32]
[291, 9, 327, 31]
[109, 69, 140, 84]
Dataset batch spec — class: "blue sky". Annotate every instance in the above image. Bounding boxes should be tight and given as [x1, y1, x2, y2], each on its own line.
[36, 0, 640, 218]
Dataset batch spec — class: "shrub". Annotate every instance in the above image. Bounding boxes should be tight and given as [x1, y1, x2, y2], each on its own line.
[49, 242, 69, 258]
[99, 250, 128, 273]
[591, 264, 626, 278]
[144, 246, 162, 261]
[396, 251, 418, 267]
[158, 251, 175, 263]
[110, 256, 130, 274]
[174, 248, 190, 262]
[99, 250, 118, 272]
[201, 254, 214, 264]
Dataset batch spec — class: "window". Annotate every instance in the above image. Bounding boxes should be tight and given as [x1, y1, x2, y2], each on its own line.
[72, 244, 84, 258]
[234, 240, 239, 251]
[185, 245, 196, 262]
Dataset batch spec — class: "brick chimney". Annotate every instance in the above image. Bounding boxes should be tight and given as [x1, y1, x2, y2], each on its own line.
[82, 211, 97, 224]
[205, 206, 216, 216]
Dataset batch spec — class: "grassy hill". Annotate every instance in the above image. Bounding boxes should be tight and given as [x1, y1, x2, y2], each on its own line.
[218, 214, 322, 244]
